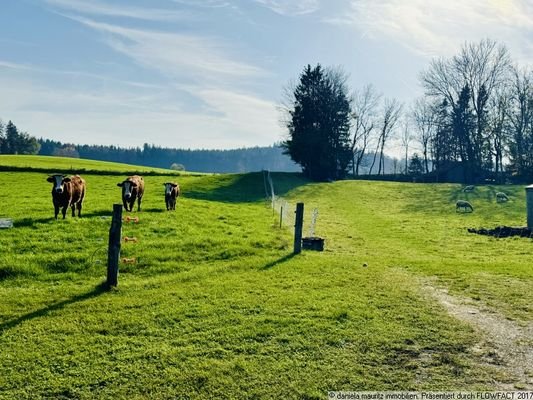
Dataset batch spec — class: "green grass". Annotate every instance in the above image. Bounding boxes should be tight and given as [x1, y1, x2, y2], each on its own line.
[0, 155, 194, 175]
[0, 156, 532, 398]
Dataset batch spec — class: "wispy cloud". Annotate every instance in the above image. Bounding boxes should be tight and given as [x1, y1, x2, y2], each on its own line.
[326, 0, 533, 61]
[0, 60, 33, 70]
[195, 88, 281, 141]
[67, 16, 266, 84]
[171, 0, 233, 9]
[44, 0, 190, 22]
[0, 59, 162, 90]
[253, 0, 320, 16]
[2, 1, 287, 148]
[0, 74, 282, 148]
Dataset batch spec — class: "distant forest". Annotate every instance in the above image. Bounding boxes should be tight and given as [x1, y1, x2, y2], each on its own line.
[35, 138, 397, 175]
[37, 139, 302, 173]
[0, 119, 398, 174]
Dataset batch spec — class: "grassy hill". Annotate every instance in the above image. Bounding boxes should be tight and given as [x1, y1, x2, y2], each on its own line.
[0, 156, 531, 397]
[0, 155, 190, 175]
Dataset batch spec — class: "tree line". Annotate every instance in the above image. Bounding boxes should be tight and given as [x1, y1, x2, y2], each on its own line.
[1, 118, 397, 174]
[0, 120, 40, 155]
[283, 39, 533, 183]
[37, 139, 300, 173]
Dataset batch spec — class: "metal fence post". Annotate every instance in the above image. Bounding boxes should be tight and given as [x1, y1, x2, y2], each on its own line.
[107, 204, 122, 287]
[526, 185, 533, 229]
[294, 202, 304, 254]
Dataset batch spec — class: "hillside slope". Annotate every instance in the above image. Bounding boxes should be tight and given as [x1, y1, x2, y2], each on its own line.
[0, 160, 531, 396]
[0, 155, 186, 175]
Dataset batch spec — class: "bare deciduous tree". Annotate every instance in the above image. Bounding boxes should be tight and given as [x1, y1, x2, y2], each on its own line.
[507, 66, 533, 177]
[351, 84, 381, 176]
[412, 98, 437, 174]
[370, 98, 402, 175]
[400, 117, 413, 174]
[420, 39, 511, 180]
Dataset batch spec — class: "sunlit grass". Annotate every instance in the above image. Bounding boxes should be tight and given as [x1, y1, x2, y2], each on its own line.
[0, 156, 531, 397]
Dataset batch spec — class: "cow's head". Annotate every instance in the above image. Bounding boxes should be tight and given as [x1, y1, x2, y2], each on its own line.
[163, 182, 178, 196]
[118, 179, 137, 199]
[47, 174, 71, 194]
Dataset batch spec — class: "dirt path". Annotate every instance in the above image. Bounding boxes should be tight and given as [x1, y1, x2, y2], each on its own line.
[421, 279, 533, 389]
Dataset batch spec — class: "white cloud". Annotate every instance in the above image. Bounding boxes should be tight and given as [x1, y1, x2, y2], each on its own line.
[195, 88, 282, 142]
[326, 0, 533, 62]
[171, 0, 233, 9]
[0, 60, 34, 70]
[253, 0, 320, 16]
[0, 69, 282, 149]
[68, 16, 266, 84]
[45, 0, 190, 22]
[3, 5, 285, 149]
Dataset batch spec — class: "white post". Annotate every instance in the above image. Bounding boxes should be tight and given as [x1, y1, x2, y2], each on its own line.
[526, 185, 533, 229]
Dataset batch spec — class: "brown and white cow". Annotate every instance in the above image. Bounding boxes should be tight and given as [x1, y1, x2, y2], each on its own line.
[163, 182, 180, 211]
[117, 175, 144, 212]
[47, 174, 86, 219]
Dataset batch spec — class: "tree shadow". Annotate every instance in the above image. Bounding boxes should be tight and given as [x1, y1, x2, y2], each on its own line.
[140, 207, 166, 213]
[13, 217, 55, 228]
[260, 253, 296, 270]
[80, 210, 116, 218]
[186, 172, 310, 203]
[13, 210, 116, 227]
[0, 282, 108, 334]
[448, 187, 471, 203]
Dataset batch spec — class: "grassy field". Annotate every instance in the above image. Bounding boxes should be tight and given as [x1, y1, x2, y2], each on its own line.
[0, 156, 531, 398]
[0, 155, 190, 175]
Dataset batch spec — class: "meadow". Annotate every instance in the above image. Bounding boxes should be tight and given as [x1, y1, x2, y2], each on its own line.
[0, 155, 531, 398]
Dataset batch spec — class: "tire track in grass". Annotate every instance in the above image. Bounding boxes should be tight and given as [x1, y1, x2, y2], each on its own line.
[421, 278, 533, 389]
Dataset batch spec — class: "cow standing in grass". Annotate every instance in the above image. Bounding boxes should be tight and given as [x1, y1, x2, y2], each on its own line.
[163, 182, 180, 211]
[47, 174, 86, 219]
[118, 175, 144, 212]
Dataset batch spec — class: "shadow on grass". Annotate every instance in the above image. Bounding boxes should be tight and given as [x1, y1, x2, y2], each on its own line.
[14, 217, 55, 227]
[186, 172, 310, 203]
[140, 207, 166, 213]
[0, 282, 108, 334]
[14, 210, 115, 227]
[260, 253, 296, 270]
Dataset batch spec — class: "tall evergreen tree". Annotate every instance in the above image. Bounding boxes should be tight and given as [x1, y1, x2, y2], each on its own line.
[5, 121, 19, 154]
[0, 120, 5, 154]
[282, 64, 352, 181]
[452, 86, 477, 182]
[408, 153, 424, 176]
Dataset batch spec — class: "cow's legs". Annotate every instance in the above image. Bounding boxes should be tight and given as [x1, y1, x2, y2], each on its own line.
[76, 202, 82, 217]
[71, 204, 76, 217]
[137, 196, 142, 212]
[62, 206, 67, 219]
[123, 199, 129, 212]
[54, 205, 60, 219]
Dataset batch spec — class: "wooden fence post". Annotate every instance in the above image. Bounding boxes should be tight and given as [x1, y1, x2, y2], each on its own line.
[526, 185, 533, 229]
[107, 204, 123, 288]
[294, 202, 304, 254]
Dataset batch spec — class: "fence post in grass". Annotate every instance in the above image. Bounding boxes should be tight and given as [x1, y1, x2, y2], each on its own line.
[527, 185, 533, 229]
[280, 205, 283, 228]
[107, 204, 123, 288]
[294, 202, 304, 254]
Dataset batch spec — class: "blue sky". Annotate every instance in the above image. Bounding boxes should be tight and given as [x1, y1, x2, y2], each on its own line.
[1, 0, 532, 150]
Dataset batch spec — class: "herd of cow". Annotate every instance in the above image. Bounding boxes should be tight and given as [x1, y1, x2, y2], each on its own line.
[47, 174, 180, 219]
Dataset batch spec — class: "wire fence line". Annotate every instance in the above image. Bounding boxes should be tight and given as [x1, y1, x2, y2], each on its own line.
[263, 170, 296, 230]
[263, 170, 319, 236]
